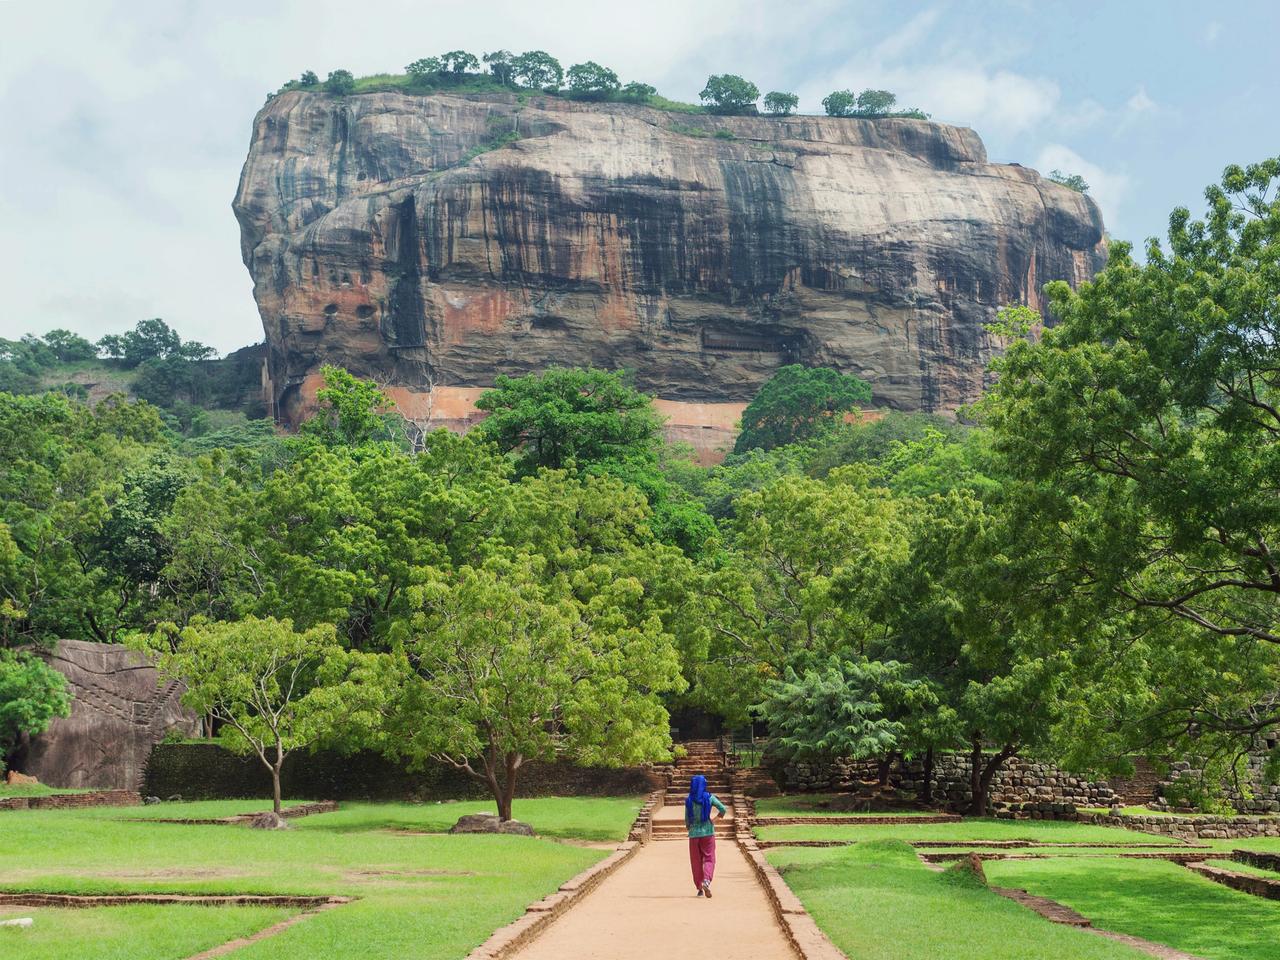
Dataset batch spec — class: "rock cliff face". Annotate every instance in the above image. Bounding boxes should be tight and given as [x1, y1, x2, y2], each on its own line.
[234, 91, 1105, 446]
[16, 640, 197, 790]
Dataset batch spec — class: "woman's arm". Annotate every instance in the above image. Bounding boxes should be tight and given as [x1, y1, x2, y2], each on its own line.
[710, 794, 728, 818]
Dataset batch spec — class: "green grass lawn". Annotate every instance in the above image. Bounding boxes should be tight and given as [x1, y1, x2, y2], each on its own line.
[755, 794, 944, 817]
[0, 784, 90, 799]
[756, 818, 1170, 845]
[767, 841, 1147, 960]
[0, 796, 642, 959]
[1203, 857, 1280, 879]
[0, 905, 290, 960]
[984, 856, 1280, 960]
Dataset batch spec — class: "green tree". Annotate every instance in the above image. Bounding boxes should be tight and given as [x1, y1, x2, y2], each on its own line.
[822, 90, 856, 117]
[474, 368, 663, 475]
[697, 468, 911, 721]
[854, 88, 896, 116]
[405, 57, 443, 82]
[483, 50, 515, 85]
[620, 81, 656, 103]
[1047, 169, 1089, 193]
[0, 649, 71, 772]
[388, 553, 684, 820]
[298, 70, 319, 87]
[439, 50, 480, 75]
[759, 657, 920, 762]
[145, 617, 388, 815]
[979, 157, 1280, 766]
[699, 74, 760, 114]
[565, 61, 619, 100]
[298, 365, 405, 448]
[735, 365, 872, 453]
[512, 50, 563, 90]
[324, 70, 355, 95]
[763, 91, 799, 116]
[42, 329, 96, 363]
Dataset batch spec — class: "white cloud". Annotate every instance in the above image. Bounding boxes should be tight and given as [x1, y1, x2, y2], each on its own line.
[1126, 86, 1156, 114]
[1035, 144, 1130, 230]
[1204, 20, 1223, 44]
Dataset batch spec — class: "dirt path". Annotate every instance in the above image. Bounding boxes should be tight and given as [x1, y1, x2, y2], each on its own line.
[515, 804, 795, 960]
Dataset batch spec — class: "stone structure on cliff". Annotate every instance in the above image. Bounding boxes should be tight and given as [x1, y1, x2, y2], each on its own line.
[234, 91, 1106, 456]
[14, 640, 197, 790]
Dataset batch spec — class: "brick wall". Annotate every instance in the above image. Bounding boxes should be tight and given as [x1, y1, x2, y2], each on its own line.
[143, 743, 662, 801]
[0, 789, 140, 810]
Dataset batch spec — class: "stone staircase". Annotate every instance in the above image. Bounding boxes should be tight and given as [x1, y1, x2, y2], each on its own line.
[652, 740, 735, 841]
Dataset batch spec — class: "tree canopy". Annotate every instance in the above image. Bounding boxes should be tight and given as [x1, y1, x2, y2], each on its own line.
[699, 74, 760, 114]
[734, 365, 872, 453]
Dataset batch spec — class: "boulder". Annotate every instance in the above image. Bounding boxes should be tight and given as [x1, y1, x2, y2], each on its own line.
[235, 92, 1107, 461]
[449, 813, 536, 836]
[14, 640, 198, 790]
[247, 811, 291, 830]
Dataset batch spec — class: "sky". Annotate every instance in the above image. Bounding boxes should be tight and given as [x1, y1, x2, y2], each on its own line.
[1, 0, 1276, 355]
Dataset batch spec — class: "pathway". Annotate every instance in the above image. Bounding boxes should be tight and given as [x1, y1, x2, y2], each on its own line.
[514, 803, 795, 960]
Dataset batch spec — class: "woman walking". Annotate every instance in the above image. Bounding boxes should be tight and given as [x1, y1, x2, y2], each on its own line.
[685, 773, 727, 897]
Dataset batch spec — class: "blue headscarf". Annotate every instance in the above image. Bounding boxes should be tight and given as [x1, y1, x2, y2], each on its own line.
[685, 773, 712, 823]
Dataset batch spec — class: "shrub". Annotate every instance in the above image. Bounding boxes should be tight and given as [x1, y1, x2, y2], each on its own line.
[298, 70, 319, 87]
[324, 70, 355, 95]
[620, 81, 656, 103]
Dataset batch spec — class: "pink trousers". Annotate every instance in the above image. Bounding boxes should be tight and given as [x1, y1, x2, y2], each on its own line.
[689, 835, 717, 888]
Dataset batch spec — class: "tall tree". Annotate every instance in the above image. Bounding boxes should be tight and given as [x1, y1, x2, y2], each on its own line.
[735, 365, 871, 453]
[763, 91, 799, 116]
[145, 617, 388, 815]
[512, 50, 563, 90]
[389, 547, 685, 819]
[699, 74, 760, 114]
[565, 61, 619, 100]
[474, 368, 663, 475]
[979, 157, 1280, 773]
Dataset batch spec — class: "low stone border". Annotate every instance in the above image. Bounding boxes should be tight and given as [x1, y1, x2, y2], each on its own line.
[922, 851, 1208, 864]
[734, 795, 848, 960]
[123, 800, 339, 826]
[912, 839, 1205, 849]
[0, 892, 351, 909]
[990, 886, 1205, 959]
[1087, 812, 1280, 840]
[1231, 848, 1280, 872]
[1184, 861, 1280, 900]
[752, 814, 960, 826]
[757, 840, 854, 849]
[462, 791, 665, 960]
[0, 790, 140, 811]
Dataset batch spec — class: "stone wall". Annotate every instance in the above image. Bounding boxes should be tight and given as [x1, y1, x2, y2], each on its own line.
[0, 790, 140, 811]
[1087, 812, 1280, 840]
[144, 743, 662, 801]
[1160, 756, 1280, 814]
[771, 753, 1118, 816]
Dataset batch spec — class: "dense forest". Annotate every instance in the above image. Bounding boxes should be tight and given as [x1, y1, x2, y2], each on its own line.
[2, 159, 1277, 817]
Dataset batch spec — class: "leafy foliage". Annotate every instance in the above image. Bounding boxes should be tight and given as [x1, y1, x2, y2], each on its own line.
[1048, 169, 1090, 193]
[0, 650, 71, 766]
[763, 91, 799, 116]
[324, 70, 355, 95]
[735, 365, 872, 453]
[565, 61, 620, 100]
[699, 74, 759, 114]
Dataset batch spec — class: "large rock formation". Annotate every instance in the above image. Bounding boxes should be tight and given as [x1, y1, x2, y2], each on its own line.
[234, 90, 1105, 453]
[15, 640, 197, 790]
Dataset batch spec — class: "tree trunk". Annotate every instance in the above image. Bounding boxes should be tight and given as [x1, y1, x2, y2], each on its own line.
[967, 739, 1017, 816]
[496, 751, 523, 822]
[921, 746, 935, 806]
[876, 753, 893, 786]
[967, 736, 985, 815]
[272, 764, 283, 815]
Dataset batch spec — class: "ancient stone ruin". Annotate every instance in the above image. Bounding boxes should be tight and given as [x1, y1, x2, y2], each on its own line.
[13, 639, 197, 790]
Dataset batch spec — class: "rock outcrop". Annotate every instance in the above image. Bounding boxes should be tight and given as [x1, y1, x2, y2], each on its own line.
[14, 640, 197, 790]
[234, 90, 1106, 451]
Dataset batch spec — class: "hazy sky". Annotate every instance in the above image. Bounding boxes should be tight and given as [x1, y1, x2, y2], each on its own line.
[1, 1, 1275, 354]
